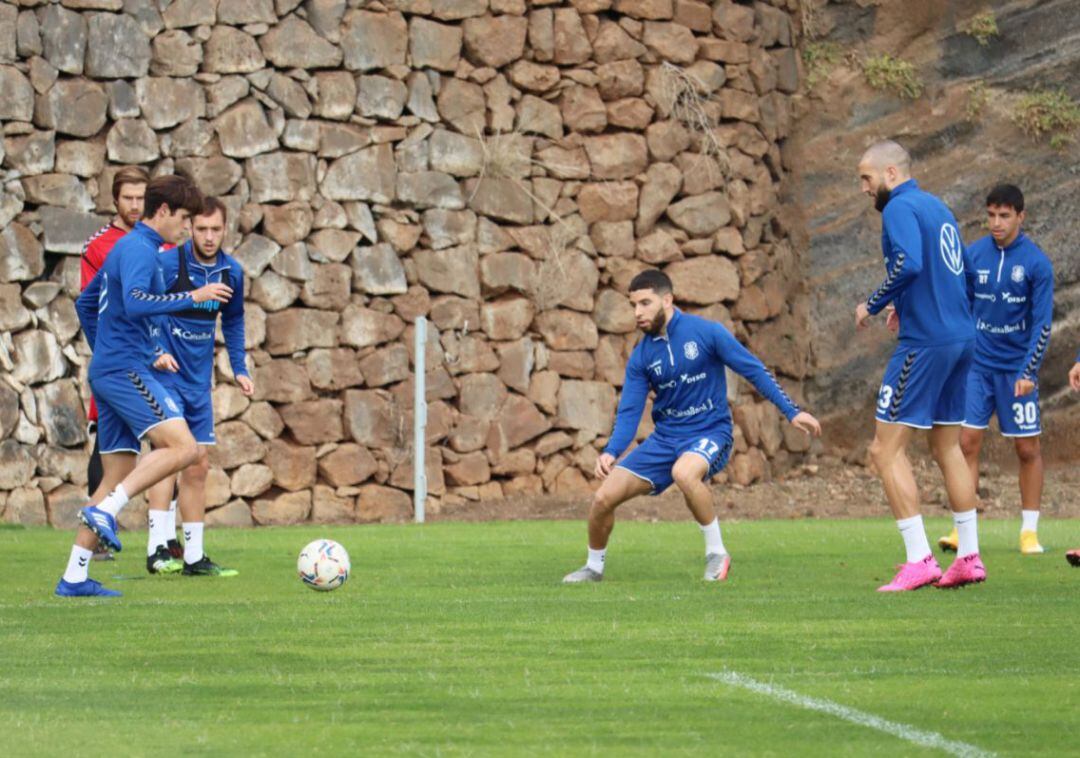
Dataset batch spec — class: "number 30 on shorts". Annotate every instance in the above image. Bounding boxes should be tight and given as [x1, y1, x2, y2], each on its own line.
[1011, 401, 1037, 425]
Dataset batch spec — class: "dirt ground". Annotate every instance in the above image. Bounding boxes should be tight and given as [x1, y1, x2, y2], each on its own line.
[433, 457, 1080, 524]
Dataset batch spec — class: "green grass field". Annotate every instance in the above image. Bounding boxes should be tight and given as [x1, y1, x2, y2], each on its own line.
[1, 518, 1077, 756]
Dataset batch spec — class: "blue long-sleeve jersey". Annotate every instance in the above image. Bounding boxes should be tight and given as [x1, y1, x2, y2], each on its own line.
[865, 180, 975, 346]
[153, 240, 248, 389]
[604, 310, 801, 458]
[968, 233, 1053, 380]
[76, 222, 197, 379]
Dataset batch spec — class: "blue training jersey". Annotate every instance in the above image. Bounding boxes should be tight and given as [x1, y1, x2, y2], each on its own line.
[153, 240, 249, 389]
[604, 310, 800, 458]
[865, 179, 975, 346]
[76, 222, 198, 378]
[968, 233, 1052, 380]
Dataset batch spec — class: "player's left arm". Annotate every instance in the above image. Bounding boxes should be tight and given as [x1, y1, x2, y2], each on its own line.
[220, 263, 254, 396]
[1016, 255, 1054, 396]
[858, 204, 924, 328]
[710, 324, 821, 436]
[75, 269, 103, 350]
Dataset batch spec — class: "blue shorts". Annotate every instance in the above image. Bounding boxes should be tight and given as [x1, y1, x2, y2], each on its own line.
[90, 368, 183, 454]
[157, 376, 216, 445]
[875, 341, 973, 429]
[617, 430, 733, 495]
[963, 367, 1041, 437]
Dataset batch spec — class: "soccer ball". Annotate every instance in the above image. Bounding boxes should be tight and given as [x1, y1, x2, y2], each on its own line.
[297, 539, 350, 592]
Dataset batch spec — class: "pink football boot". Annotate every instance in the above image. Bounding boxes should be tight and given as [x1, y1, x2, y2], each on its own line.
[877, 554, 942, 592]
[935, 553, 987, 589]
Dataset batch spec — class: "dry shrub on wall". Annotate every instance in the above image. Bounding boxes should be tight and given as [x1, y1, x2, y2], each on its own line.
[657, 62, 731, 185]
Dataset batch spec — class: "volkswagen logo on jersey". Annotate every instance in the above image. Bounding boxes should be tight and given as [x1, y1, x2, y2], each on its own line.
[939, 223, 963, 275]
[683, 340, 700, 360]
[1011, 264, 1025, 283]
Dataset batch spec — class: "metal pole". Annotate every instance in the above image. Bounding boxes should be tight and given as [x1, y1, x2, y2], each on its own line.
[413, 316, 427, 523]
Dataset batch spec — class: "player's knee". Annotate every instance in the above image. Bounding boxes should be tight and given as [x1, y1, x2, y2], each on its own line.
[175, 438, 200, 469]
[671, 466, 702, 493]
[185, 449, 210, 480]
[868, 436, 889, 467]
[1015, 437, 1041, 464]
[959, 433, 980, 459]
[591, 488, 619, 514]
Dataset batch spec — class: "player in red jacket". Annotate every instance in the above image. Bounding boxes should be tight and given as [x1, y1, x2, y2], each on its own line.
[80, 166, 150, 560]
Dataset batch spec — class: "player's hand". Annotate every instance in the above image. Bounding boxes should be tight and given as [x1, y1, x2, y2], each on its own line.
[885, 305, 899, 334]
[594, 453, 616, 480]
[855, 302, 872, 331]
[1014, 378, 1035, 397]
[1069, 362, 1080, 391]
[191, 282, 232, 304]
[790, 411, 822, 437]
[154, 353, 179, 372]
[236, 374, 255, 397]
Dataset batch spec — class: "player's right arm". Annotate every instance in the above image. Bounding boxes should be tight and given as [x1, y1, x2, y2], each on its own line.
[75, 269, 103, 350]
[864, 203, 924, 315]
[599, 349, 650, 473]
[122, 247, 231, 316]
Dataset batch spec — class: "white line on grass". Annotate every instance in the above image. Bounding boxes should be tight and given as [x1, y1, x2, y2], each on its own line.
[706, 671, 994, 758]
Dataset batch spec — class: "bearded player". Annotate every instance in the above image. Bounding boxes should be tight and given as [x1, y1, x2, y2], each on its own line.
[562, 270, 821, 584]
[145, 197, 251, 577]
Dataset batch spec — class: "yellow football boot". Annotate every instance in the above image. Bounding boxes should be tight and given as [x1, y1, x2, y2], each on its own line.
[937, 527, 958, 553]
[1020, 530, 1045, 555]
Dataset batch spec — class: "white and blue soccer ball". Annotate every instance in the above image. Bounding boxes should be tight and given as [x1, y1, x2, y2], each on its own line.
[297, 539, 350, 592]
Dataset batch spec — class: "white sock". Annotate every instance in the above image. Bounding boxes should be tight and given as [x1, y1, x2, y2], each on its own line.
[700, 518, 726, 555]
[96, 484, 129, 517]
[1021, 509, 1039, 533]
[896, 515, 932, 563]
[586, 547, 605, 574]
[147, 510, 171, 555]
[62, 545, 94, 584]
[954, 509, 979, 558]
[166, 498, 178, 540]
[183, 522, 204, 564]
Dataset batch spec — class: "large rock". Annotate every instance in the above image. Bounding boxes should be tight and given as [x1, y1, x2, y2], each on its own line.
[358, 343, 410, 387]
[206, 500, 255, 528]
[594, 289, 637, 333]
[0, 66, 33, 121]
[253, 489, 312, 525]
[637, 162, 683, 234]
[558, 380, 616, 434]
[264, 308, 339, 355]
[321, 144, 396, 203]
[162, 0, 217, 29]
[261, 15, 342, 68]
[306, 348, 365, 391]
[11, 330, 64, 385]
[210, 421, 268, 469]
[562, 86, 607, 134]
[86, 12, 150, 78]
[352, 243, 408, 295]
[342, 10, 407, 71]
[3, 130, 55, 176]
[214, 99, 278, 158]
[280, 399, 344, 446]
[643, 21, 698, 63]
[667, 192, 732, 236]
[38, 207, 108, 255]
[436, 77, 485, 135]
[664, 256, 740, 304]
[301, 262, 351, 311]
[339, 305, 405, 348]
[265, 438, 317, 492]
[480, 298, 534, 341]
[202, 26, 265, 73]
[535, 310, 599, 351]
[429, 130, 483, 177]
[480, 252, 536, 295]
[106, 119, 159, 164]
[464, 177, 533, 225]
[355, 483, 412, 523]
[585, 133, 648, 180]
[314, 70, 356, 121]
[251, 359, 313, 404]
[409, 17, 461, 71]
[318, 443, 377, 487]
[357, 75, 408, 120]
[233, 234, 281, 279]
[311, 486, 356, 524]
[344, 389, 400, 447]
[21, 174, 92, 212]
[0, 222, 44, 282]
[463, 14, 528, 68]
[46, 484, 85, 529]
[246, 152, 317, 204]
[35, 379, 86, 447]
[36, 80, 107, 138]
[262, 202, 314, 247]
[577, 181, 638, 223]
[0, 283, 30, 333]
[614, 0, 674, 19]
[0, 440, 35, 489]
[553, 7, 592, 65]
[40, 5, 86, 75]
[414, 244, 479, 298]
[3, 487, 47, 526]
[396, 171, 463, 210]
[487, 395, 551, 453]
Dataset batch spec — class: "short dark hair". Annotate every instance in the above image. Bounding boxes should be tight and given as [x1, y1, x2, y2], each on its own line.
[196, 196, 228, 225]
[111, 165, 149, 201]
[143, 174, 203, 219]
[629, 269, 673, 295]
[986, 184, 1024, 213]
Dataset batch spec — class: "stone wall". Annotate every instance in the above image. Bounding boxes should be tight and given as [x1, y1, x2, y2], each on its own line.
[0, 0, 812, 528]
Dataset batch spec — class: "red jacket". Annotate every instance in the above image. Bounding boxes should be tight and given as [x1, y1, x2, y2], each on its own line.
[80, 223, 126, 421]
